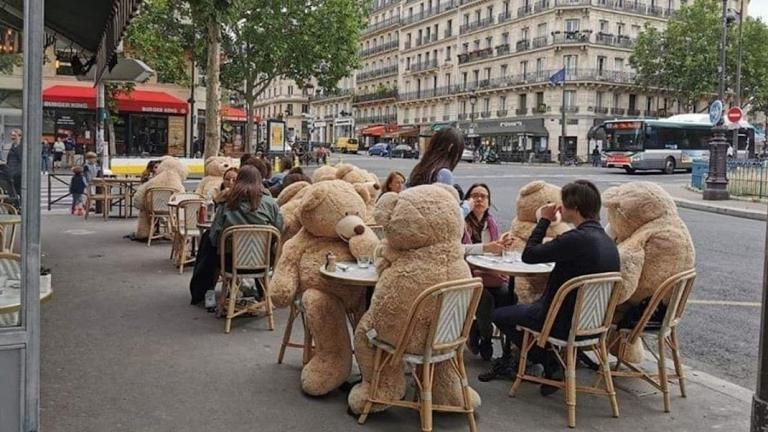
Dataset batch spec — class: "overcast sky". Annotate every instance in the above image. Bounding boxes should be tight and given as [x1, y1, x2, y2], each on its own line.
[749, 1, 768, 21]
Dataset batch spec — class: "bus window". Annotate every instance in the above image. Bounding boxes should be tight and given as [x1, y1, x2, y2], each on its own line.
[684, 127, 712, 150]
[654, 126, 686, 150]
[604, 123, 644, 152]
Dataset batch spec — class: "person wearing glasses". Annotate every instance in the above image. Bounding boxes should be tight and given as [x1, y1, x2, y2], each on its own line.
[461, 183, 513, 361]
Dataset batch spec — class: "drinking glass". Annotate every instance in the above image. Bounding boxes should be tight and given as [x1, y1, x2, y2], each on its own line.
[502, 249, 519, 263]
[357, 256, 371, 269]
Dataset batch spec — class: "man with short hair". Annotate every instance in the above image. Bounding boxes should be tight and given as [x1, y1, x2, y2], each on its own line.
[479, 180, 620, 392]
[6, 129, 22, 198]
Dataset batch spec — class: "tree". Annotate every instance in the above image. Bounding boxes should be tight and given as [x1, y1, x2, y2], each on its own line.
[630, 0, 768, 114]
[104, 83, 136, 158]
[220, 0, 367, 153]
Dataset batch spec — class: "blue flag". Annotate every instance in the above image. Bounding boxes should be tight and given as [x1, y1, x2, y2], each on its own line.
[549, 68, 566, 86]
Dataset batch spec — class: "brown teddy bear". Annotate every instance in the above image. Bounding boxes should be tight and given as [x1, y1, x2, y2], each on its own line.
[312, 165, 337, 182]
[276, 180, 312, 242]
[603, 182, 696, 362]
[133, 156, 188, 240]
[194, 156, 232, 199]
[348, 184, 481, 415]
[271, 180, 379, 396]
[502, 181, 571, 304]
[334, 164, 381, 223]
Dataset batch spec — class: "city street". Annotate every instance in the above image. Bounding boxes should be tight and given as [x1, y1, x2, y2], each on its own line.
[330, 154, 765, 389]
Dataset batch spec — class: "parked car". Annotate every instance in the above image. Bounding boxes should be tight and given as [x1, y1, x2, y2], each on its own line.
[368, 143, 389, 156]
[392, 144, 418, 159]
[461, 148, 475, 162]
[333, 137, 359, 153]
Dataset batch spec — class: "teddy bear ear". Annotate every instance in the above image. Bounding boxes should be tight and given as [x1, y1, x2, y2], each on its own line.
[299, 183, 329, 213]
[519, 180, 546, 197]
[335, 164, 354, 179]
[432, 183, 459, 202]
[374, 192, 399, 226]
[277, 181, 310, 206]
[354, 183, 371, 203]
[601, 186, 621, 209]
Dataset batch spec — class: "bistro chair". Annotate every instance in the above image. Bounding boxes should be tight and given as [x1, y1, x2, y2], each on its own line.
[173, 198, 206, 274]
[168, 192, 205, 261]
[218, 225, 282, 334]
[509, 272, 623, 428]
[145, 187, 177, 247]
[609, 269, 696, 413]
[277, 292, 314, 366]
[85, 178, 112, 220]
[0, 202, 18, 253]
[357, 277, 483, 432]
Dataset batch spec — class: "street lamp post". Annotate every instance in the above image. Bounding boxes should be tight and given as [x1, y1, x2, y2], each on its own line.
[703, 0, 730, 201]
[469, 90, 478, 149]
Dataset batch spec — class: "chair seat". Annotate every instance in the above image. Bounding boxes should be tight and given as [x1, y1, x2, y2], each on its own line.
[177, 229, 201, 237]
[517, 326, 600, 348]
[366, 329, 457, 365]
[220, 269, 272, 279]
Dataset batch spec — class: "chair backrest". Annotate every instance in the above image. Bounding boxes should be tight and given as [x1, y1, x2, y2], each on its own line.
[170, 192, 205, 206]
[146, 188, 177, 213]
[0, 202, 17, 215]
[537, 272, 623, 346]
[0, 253, 21, 279]
[390, 277, 483, 363]
[628, 269, 696, 342]
[219, 225, 282, 277]
[176, 199, 205, 234]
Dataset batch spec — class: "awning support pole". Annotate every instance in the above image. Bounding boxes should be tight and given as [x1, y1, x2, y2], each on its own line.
[96, 82, 108, 169]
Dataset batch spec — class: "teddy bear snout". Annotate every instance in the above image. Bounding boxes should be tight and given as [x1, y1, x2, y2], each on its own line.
[354, 225, 365, 235]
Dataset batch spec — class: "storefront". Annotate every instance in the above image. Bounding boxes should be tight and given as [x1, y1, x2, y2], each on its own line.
[43, 85, 188, 157]
[458, 118, 550, 162]
[359, 124, 399, 150]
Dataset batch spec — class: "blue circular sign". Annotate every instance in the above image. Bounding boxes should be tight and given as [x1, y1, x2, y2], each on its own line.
[709, 100, 724, 125]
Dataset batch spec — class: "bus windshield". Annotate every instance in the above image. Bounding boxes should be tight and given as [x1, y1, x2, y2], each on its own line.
[603, 121, 644, 152]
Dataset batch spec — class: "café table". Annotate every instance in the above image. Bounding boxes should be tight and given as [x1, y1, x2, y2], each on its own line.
[0, 274, 52, 327]
[102, 177, 142, 218]
[0, 214, 21, 253]
[465, 254, 554, 277]
[320, 261, 378, 326]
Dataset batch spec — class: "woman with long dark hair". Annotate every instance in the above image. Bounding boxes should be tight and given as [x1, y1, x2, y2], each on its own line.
[190, 165, 283, 306]
[407, 127, 464, 187]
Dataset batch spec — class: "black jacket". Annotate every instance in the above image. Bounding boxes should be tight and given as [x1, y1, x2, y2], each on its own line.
[6, 144, 22, 178]
[69, 174, 86, 195]
[522, 219, 620, 339]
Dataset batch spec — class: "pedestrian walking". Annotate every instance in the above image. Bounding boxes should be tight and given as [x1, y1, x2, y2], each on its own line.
[591, 145, 601, 167]
[41, 139, 51, 174]
[64, 136, 75, 168]
[82, 152, 102, 185]
[69, 165, 87, 215]
[6, 129, 22, 199]
[407, 127, 464, 187]
[52, 137, 65, 170]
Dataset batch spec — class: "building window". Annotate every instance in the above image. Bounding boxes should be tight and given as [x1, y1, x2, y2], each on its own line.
[487, 6, 493, 18]
[519, 94, 528, 110]
[485, 36, 492, 49]
[286, 104, 294, 116]
[500, 95, 507, 110]
[520, 60, 528, 78]
[473, 39, 480, 50]
[615, 57, 624, 70]
[473, 69, 479, 84]
[501, 64, 508, 77]
[536, 57, 545, 75]
[462, 72, 468, 86]
[536, 91, 544, 108]
[501, 32, 509, 44]
[564, 90, 576, 108]
[596, 91, 604, 108]
[462, 42, 469, 53]
[565, 19, 580, 32]
[301, 104, 309, 114]
[446, 46, 451, 61]
[461, 100, 467, 114]
[597, 56, 606, 74]
[484, 67, 491, 80]
[537, 23, 547, 37]
[463, 13, 469, 25]
[617, 23, 625, 35]
[599, 20, 609, 33]
[447, 19, 452, 35]
[564, 55, 578, 72]
[483, 97, 490, 112]
[613, 93, 620, 108]
[445, 73, 451, 86]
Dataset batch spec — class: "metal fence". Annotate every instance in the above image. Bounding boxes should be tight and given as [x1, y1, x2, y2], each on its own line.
[691, 159, 768, 199]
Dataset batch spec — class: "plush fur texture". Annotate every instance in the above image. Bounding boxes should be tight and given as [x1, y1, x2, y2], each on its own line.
[133, 156, 188, 239]
[335, 164, 381, 223]
[603, 182, 696, 362]
[276, 181, 312, 243]
[194, 156, 232, 199]
[312, 165, 338, 182]
[271, 180, 379, 396]
[502, 181, 571, 304]
[347, 184, 481, 415]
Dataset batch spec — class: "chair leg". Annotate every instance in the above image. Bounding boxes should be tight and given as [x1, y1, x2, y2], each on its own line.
[302, 316, 314, 365]
[147, 216, 155, 246]
[224, 279, 239, 334]
[599, 338, 620, 418]
[277, 303, 297, 364]
[178, 236, 187, 274]
[566, 345, 577, 428]
[358, 348, 384, 425]
[670, 328, 686, 398]
[419, 362, 434, 432]
[510, 331, 532, 397]
[456, 351, 477, 432]
[264, 278, 275, 331]
[84, 196, 90, 220]
[657, 335, 671, 413]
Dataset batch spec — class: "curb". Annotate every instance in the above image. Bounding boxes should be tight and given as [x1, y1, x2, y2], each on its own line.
[673, 197, 767, 221]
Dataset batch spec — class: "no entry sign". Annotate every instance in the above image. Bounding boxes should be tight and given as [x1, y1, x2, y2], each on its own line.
[727, 107, 743, 124]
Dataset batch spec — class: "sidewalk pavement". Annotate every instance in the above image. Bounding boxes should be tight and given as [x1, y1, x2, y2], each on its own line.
[662, 184, 767, 221]
[40, 215, 751, 432]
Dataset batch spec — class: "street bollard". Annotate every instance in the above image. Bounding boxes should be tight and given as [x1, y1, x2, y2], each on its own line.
[274, 156, 281, 173]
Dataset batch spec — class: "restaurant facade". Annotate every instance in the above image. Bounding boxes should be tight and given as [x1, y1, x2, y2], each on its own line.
[457, 118, 551, 162]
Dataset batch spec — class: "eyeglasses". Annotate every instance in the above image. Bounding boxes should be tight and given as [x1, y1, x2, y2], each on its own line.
[469, 193, 489, 200]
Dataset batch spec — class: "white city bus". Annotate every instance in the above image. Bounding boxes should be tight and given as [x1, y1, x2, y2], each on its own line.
[596, 115, 754, 174]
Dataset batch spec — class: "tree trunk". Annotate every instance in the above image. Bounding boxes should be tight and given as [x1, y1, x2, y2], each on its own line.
[203, 16, 221, 160]
[106, 117, 116, 158]
[245, 96, 255, 155]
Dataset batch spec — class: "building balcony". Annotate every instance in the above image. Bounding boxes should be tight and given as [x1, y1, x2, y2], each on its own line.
[560, 106, 579, 113]
[555, 0, 590, 6]
[480, 111, 491, 118]
[531, 36, 548, 49]
[459, 16, 495, 35]
[594, 106, 609, 114]
[313, 89, 353, 101]
[594, 0, 673, 18]
[458, 47, 493, 64]
[444, 29, 453, 38]
[363, 15, 401, 35]
[416, 33, 439, 46]
[610, 107, 626, 115]
[551, 31, 591, 45]
[498, 11, 512, 23]
[458, 113, 468, 120]
[646, 110, 658, 117]
[402, 0, 459, 26]
[356, 113, 398, 124]
[408, 59, 439, 73]
[352, 88, 398, 104]
[495, 43, 510, 56]
[443, 115, 451, 121]
[533, 104, 548, 113]
[470, 112, 479, 120]
[497, 109, 508, 117]
[594, 33, 634, 49]
[359, 39, 400, 58]
[421, 116, 430, 123]
[517, 0, 551, 17]
[356, 65, 398, 82]
[515, 108, 528, 115]
[516, 39, 530, 52]
[429, 116, 436, 122]
[627, 108, 641, 116]
[372, 0, 399, 12]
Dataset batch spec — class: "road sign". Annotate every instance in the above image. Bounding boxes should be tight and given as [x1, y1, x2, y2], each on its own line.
[709, 100, 724, 125]
[727, 107, 743, 124]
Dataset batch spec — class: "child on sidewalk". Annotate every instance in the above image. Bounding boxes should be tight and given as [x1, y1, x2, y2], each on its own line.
[69, 166, 87, 215]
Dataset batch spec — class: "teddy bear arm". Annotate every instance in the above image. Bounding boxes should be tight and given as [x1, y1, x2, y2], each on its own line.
[617, 242, 645, 304]
[348, 228, 380, 260]
[270, 233, 307, 308]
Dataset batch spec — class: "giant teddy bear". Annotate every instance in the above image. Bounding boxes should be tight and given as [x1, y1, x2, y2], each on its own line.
[602, 181, 695, 362]
[276, 180, 312, 242]
[194, 156, 232, 199]
[271, 180, 379, 396]
[133, 156, 188, 240]
[502, 181, 571, 304]
[335, 163, 381, 223]
[348, 184, 481, 415]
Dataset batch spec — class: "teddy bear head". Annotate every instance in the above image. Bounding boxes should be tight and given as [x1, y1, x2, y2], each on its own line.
[374, 183, 462, 250]
[312, 165, 338, 182]
[516, 180, 562, 222]
[204, 156, 232, 177]
[299, 180, 368, 238]
[602, 181, 678, 242]
[157, 156, 189, 180]
[335, 163, 381, 204]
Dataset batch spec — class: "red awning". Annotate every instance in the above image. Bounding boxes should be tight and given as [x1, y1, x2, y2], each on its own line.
[221, 105, 260, 123]
[361, 125, 386, 136]
[43, 85, 188, 115]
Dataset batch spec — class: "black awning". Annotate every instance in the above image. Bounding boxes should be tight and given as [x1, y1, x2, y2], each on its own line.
[0, 0, 142, 82]
[459, 118, 549, 137]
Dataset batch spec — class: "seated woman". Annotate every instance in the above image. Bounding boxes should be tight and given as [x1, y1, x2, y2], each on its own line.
[461, 183, 514, 361]
[212, 166, 239, 208]
[189, 165, 284, 306]
[140, 160, 160, 183]
[379, 171, 405, 199]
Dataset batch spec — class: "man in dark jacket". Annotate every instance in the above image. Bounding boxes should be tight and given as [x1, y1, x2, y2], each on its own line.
[6, 129, 22, 199]
[480, 180, 620, 390]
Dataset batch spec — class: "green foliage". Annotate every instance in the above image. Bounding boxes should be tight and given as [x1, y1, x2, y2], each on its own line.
[631, 0, 768, 113]
[0, 54, 21, 75]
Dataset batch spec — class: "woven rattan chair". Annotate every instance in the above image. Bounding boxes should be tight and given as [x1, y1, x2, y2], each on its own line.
[510, 272, 623, 428]
[173, 198, 206, 274]
[357, 277, 484, 432]
[218, 225, 282, 334]
[0, 202, 18, 253]
[145, 187, 177, 247]
[168, 192, 205, 262]
[610, 269, 696, 413]
[85, 178, 111, 220]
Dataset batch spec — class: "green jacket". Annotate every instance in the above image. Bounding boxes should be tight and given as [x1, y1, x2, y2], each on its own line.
[208, 195, 284, 248]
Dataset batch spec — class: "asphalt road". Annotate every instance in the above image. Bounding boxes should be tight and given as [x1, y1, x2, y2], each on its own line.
[330, 154, 765, 389]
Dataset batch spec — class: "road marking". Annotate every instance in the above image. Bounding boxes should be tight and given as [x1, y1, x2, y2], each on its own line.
[688, 299, 761, 307]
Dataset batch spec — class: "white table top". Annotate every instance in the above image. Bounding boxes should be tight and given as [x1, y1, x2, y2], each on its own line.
[0, 276, 52, 313]
[466, 254, 554, 277]
[319, 261, 378, 286]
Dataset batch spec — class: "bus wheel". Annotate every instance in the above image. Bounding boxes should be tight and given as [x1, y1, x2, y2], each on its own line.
[624, 167, 636, 174]
[663, 157, 676, 174]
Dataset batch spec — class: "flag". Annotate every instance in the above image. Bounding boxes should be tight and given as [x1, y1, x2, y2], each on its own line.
[549, 68, 566, 86]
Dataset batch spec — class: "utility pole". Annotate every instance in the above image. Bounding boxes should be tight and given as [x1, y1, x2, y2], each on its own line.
[732, 0, 744, 159]
[560, 81, 566, 166]
[752, 216, 768, 431]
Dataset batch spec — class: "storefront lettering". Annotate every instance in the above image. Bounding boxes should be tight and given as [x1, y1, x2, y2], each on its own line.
[141, 107, 186, 114]
[499, 121, 523, 128]
[44, 101, 89, 109]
